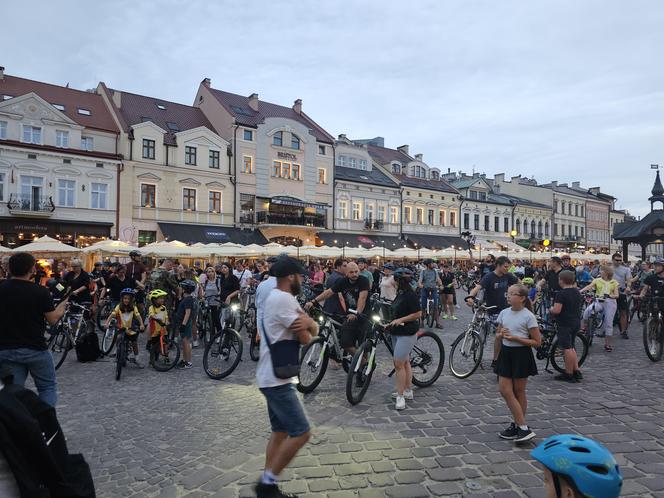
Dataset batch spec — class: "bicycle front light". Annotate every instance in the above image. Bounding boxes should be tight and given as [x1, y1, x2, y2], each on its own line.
[372, 315, 381, 322]
[230, 304, 239, 311]
[317, 315, 324, 323]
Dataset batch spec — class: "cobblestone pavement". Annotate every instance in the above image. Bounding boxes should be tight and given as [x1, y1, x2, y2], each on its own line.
[48, 303, 664, 498]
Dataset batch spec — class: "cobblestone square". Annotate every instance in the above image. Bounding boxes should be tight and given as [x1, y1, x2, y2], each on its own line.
[51, 306, 664, 497]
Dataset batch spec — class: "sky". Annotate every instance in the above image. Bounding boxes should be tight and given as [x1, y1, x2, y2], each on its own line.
[3, 0, 663, 217]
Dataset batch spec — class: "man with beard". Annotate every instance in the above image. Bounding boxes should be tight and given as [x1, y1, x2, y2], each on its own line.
[255, 257, 318, 498]
[305, 262, 370, 356]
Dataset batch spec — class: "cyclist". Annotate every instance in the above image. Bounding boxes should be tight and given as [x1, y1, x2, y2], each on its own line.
[357, 257, 374, 288]
[146, 289, 169, 367]
[90, 262, 106, 288]
[418, 259, 443, 329]
[106, 288, 144, 367]
[639, 258, 664, 300]
[439, 263, 456, 320]
[125, 250, 147, 313]
[175, 279, 197, 369]
[388, 267, 421, 410]
[531, 434, 622, 498]
[148, 259, 179, 322]
[610, 253, 633, 338]
[522, 277, 537, 303]
[102, 264, 139, 304]
[549, 270, 583, 382]
[580, 265, 619, 352]
[64, 258, 92, 305]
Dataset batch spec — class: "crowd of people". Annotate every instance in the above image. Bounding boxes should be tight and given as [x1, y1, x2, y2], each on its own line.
[0, 247, 646, 497]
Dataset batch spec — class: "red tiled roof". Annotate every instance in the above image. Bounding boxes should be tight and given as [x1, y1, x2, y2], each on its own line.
[366, 144, 412, 165]
[208, 88, 334, 144]
[107, 88, 215, 145]
[0, 139, 122, 161]
[0, 74, 119, 133]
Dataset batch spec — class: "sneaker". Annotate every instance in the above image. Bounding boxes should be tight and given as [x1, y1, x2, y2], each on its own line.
[554, 373, 578, 383]
[441, 314, 448, 319]
[499, 422, 519, 440]
[573, 370, 583, 380]
[192, 340, 200, 348]
[392, 389, 414, 400]
[183, 361, 193, 369]
[254, 481, 297, 498]
[621, 332, 629, 339]
[176, 360, 186, 369]
[395, 396, 406, 410]
[451, 316, 458, 320]
[514, 427, 535, 443]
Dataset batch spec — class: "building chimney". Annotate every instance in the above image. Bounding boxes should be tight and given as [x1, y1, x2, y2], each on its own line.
[414, 153, 423, 161]
[202, 77, 211, 88]
[293, 99, 302, 114]
[338, 133, 347, 140]
[397, 144, 409, 155]
[550, 181, 558, 187]
[494, 173, 505, 183]
[589, 187, 600, 195]
[572, 181, 580, 188]
[248, 93, 259, 111]
[0, 66, 4, 80]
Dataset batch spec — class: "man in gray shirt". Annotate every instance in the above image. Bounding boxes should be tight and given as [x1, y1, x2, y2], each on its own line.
[611, 253, 633, 338]
[418, 259, 443, 328]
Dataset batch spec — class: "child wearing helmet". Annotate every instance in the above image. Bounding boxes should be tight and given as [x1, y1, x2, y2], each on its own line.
[106, 288, 144, 367]
[522, 277, 537, 303]
[147, 289, 170, 367]
[175, 280, 197, 369]
[531, 434, 622, 498]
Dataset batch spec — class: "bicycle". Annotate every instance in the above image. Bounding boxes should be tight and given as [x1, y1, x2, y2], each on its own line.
[238, 287, 259, 361]
[148, 321, 181, 372]
[114, 323, 143, 380]
[202, 302, 243, 380]
[641, 296, 664, 362]
[535, 319, 589, 373]
[581, 293, 605, 347]
[346, 309, 445, 405]
[448, 298, 498, 379]
[96, 296, 116, 331]
[420, 288, 437, 328]
[196, 300, 216, 348]
[47, 301, 95, 370]
[297, 304, 353, 394]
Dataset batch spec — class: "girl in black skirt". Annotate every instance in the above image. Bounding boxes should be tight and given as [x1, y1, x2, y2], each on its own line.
[494, 284, 542, 443]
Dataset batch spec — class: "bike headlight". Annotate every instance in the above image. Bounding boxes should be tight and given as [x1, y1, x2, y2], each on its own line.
[230, 304, 239, 311]
[372, 315, 381, 322]
[317, 315, 324, 323]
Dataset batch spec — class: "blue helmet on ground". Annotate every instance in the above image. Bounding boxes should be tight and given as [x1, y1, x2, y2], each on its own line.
[531, 434, 622, 498]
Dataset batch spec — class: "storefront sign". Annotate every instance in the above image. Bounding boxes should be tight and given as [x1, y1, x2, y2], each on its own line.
[270, 196, 325, 210]
[277, 151, 297, 161]
[204, 230, 229, 241]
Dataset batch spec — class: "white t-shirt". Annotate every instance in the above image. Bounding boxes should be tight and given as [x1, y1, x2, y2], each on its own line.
[256, 276, 277, 327]
[256, 288, 301, 388]
[496, 307, 539, 347]
[379, 275, 397, 301]
[234, 268, 252, 289]
[612, 265, 631, 290]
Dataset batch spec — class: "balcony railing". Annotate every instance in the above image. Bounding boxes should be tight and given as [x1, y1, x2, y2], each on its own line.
[256, 211, 326, 228]
[239, 213, 255, 225]
[364, 218, 384, 230]
[7, 194, 55, 215]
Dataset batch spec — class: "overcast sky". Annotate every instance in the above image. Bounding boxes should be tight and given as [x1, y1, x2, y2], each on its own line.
[3, 0, 663, 217]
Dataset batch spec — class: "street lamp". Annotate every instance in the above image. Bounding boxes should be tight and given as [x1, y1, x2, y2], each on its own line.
[451, 245, 457, 264]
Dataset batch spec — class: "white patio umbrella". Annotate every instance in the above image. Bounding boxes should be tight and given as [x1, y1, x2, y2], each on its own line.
[82, 239, 137, 256]
[0, 245, 12, 253]
[15, 235, 81, 255]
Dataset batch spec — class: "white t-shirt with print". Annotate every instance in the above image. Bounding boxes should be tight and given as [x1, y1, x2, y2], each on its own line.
[256, 288, 301, 388]
[234, 268, 252, 289]
[496, 307, 539, 347]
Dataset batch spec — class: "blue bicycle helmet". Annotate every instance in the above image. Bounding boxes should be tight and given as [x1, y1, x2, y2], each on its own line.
[120, 288, 136, 298]
[393, 267, 414, 279]
[531, 434, 622, 498]
[383, 263, 396, 271]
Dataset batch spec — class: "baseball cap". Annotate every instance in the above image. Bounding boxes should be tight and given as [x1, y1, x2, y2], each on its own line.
[266, 256, 279, 263]
[357, 257, 368, 264]
[270, 257, 308, 278]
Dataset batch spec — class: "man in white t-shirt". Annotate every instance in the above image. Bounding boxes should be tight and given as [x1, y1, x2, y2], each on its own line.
[255, 257, 318, 498]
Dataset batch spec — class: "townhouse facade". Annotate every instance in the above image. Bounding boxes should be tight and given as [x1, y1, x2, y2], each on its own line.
[0, 69, 122, 248]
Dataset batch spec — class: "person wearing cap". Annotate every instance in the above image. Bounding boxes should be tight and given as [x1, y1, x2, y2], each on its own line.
[356, 257, 374, 288]
[255, 257, 318, 498]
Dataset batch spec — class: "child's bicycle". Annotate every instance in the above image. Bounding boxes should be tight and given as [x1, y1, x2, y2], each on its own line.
[147, 319, 181, 372]
[113, 322, 143, 381]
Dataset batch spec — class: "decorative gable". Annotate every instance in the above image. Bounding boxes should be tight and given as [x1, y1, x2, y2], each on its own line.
[137, 172, 162, 181]
[0, 92, 81, 128]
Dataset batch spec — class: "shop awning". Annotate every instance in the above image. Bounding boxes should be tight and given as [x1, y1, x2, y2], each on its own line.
[404, 233, 467, 250]
[158, 223, 267, 245]
[317, 232, 405, 249]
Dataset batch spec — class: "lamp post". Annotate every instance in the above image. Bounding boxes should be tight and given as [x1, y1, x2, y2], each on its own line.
[452, 245, 457, 264]
[414, 242, 420, 260]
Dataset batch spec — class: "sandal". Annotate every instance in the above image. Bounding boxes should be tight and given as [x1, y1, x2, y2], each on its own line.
[604, 345, 613, 352]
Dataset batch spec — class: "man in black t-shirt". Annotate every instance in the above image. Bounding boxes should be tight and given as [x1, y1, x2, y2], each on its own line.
[64, 259, 92, 304]
[104, 265, 138, 301]
[538, 256, 563, 298]
[550, 270, 583, 382]
[640, 259, 664, 300]
[0, 253, 68, 406]
[306, 262, 370, 355]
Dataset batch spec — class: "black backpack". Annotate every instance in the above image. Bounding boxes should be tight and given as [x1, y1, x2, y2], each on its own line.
[75, 332, 101, 362]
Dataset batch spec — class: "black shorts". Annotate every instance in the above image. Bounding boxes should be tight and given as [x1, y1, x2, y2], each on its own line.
[339, 319, 366, 349]
[441, 287, 455, 295]
[494, 345, 538, 379]
[556, 325, 577, 350]
[617, 293, 628, 311]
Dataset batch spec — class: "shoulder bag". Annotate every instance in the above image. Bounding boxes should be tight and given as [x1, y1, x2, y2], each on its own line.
[260, 316, 300, 379]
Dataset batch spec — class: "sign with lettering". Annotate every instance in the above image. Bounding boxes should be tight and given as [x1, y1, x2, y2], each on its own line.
[204, 230, 229, 242]
[277, 151, 297, 161]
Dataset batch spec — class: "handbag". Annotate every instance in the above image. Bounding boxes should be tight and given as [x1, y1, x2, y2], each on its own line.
[260, 317, 300, 379]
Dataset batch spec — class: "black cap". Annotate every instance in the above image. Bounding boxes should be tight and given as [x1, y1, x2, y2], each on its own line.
[266, 256, 279, 263]
[270, 257, 307, 278]
[357, 257, 367, 264]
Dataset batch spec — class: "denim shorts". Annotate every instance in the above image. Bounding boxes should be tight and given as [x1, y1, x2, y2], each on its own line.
[391, 333, 418, 360]
[259, 383, 310, 437]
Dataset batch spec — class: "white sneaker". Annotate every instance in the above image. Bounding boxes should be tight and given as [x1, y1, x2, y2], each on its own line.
[395, 396, 406, 410]
[391, 389, 414, 400]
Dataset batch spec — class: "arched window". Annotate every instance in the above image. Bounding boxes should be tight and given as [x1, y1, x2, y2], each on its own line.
[431, 171, 439, 180]
[544, 222, 549, 238]
[537, 221, 543, 237]
[516, 219, 521, 233]
[531, 220, 536, 235]
[273, 131, 283, 146]
[522, 218, 528, 234]
[291, 134, 300, 150]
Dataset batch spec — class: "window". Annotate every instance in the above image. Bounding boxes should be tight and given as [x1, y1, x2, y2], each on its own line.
[0, 173, 4, 202]
[273, 161, 281, 177]
[138, 230, 156, 247]
[185, 146, 197, 165]
[91, 183, 108, 209]
[494, 216, 500, 232]
[545, 222, 550, 238]
[209, 191, 222, 213]
[77, 108, 91, 116]
[554, 201, 558, 213]
[183, 188, 196, 211]
[359, 159, 367, 170]
[55, 130, 69, 148]
[568, 224, 572, 237]
[575, 225, 579, 236]
[209, 150, 220, 169]
[337, 200, 348, 219]
[439, 211, 446, 226]
[428, 209, 434, 225]
[273, 131, 283, 146]
[291, 163, 300, 180]
[81, 136, 93, 151]
[580, 226, 584, 238]
[484, 215, 490, 232]
[337, 155, 347, 167]
[377, 205, 386, 221]
[392, 164, 400, 174]
[366, 204, 374, 221]
[291, 134, 300, 150]
[479, 192, 487, 201]
[240, 193, 255, 223]
[463, 213, 470, 229]
[243, 129, 253, 141]
[561, 201, 565, 214]
[538, 221, 543, 237]
[531, 220, 536, 236]
[554, 223, 558, 236]
[57, 179, 75, 207]
[580, 206, 584, 217]
[516, 219, 521, 233]
[450, 211, 457, 227]
[348, 157, 356, 168]
[390, 206, 399, 224]
[416, 208, 424, 225]
[166, 122, 180, 132]
[318, 145, 326, 155]
[141, 184, 156, 208]
[469, 190, 478, 200]
[22, 125, 42, 144]
[318, 168, 327, 184]
[281, 162, 291, 179]
[0, 121, 6, 139]
[575, 204, 579, 217]
[242, 155, 253, 174]
[504, 217, 510, 232]
[404, 206, 412, 224]
[431, 171, 439, 180]
[142, 139, 155, 159]
[52, 103, 65, 111]
[352, 202, 361, 221]
[473, 214, 480, 230]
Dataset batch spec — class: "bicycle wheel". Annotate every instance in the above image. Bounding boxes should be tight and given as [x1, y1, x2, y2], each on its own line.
[585, 319, 595, 347]
[203, 328, 243, 379]
[643, 317, 663, 362]
[297, 337, 329, 393]
[448, 329, 483, 379]
[637, 305, 647, 322]
[96, 301, 113, 331]
[346, 341, 376, 405]
[425, 303, 435, 328]
[550, 334, 589, 373]
[115, 338, 125, 381]
[101, 326, 118, 355]
[411, 330, 445, 387]
[48, 327, 71, 370]
[152, 335, 181, 371]
[245, 306, 259, 361]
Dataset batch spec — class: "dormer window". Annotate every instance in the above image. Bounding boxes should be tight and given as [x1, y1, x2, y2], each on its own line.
[479, 192, 487, 201]
[392, 164, 401, 174]
[469, 190, 478, 200]
[431, 171, 439, 180]
[52, 104, 65, 111]
[156, 103, 166, 110]
[77, 108, 91, 116]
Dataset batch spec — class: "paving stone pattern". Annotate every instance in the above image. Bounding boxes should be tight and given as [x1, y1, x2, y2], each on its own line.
[50, 304, 664, 497]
